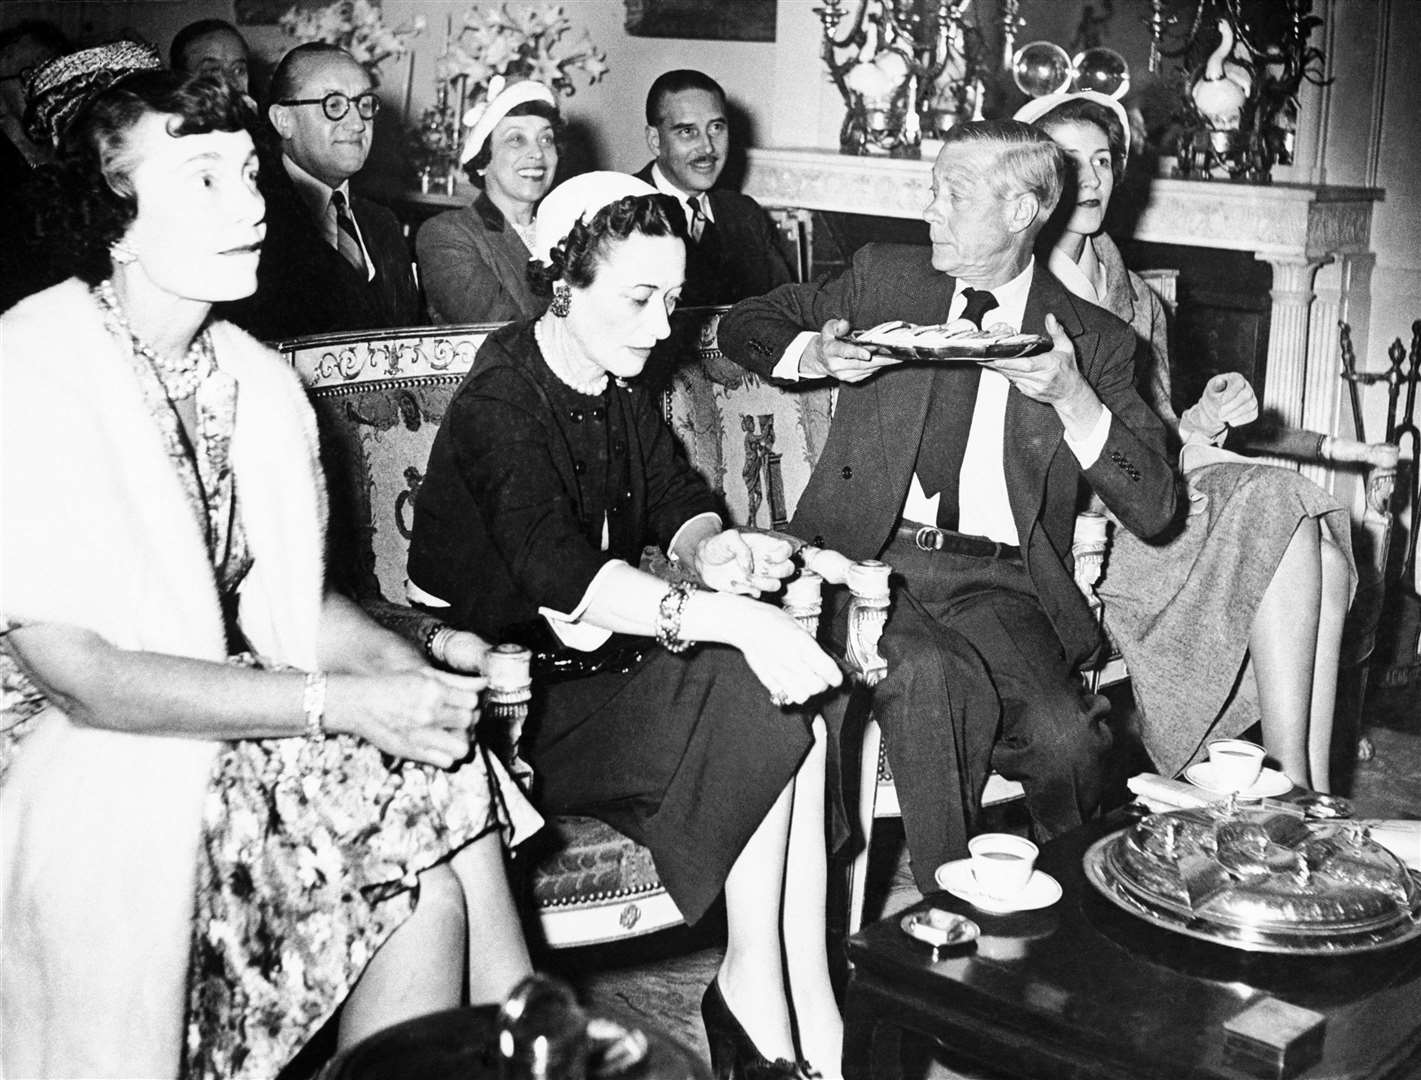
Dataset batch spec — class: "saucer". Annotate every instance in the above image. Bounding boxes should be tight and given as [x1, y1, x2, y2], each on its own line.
[934, 859, 1062, 914]
[1184, 762, 1292, 799]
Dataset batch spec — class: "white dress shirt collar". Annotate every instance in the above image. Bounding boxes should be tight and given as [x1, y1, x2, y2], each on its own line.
[650, 162, 715, 224]
[282, 154, 373, 282]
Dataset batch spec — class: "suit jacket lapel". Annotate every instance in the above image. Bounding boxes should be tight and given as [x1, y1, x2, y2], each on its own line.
[870, 273, 955, 491]
[1005, 272, 1081, 540]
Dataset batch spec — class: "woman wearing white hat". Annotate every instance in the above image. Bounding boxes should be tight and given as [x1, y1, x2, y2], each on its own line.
[409, 172, 847, 1080]
[416, 77, 560, 323]
[1017, 91, 1354, 792]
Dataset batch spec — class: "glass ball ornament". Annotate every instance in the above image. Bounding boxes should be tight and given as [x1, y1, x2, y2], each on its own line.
[1072, 47, 1130, 98]
[1012, 41, 1071, 98]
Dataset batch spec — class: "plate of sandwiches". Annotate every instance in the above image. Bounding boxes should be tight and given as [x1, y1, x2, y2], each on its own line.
[843, 319, 1051, 362]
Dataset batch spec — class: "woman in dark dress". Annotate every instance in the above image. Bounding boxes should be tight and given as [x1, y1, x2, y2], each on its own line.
[408, 172, 845, 1080]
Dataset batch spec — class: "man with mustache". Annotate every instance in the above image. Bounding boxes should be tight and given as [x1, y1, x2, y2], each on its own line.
[221, 43, 420, 340]
[634, 69, 792, 306]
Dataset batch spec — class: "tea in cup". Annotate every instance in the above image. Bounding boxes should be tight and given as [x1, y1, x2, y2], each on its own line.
[967, 833, 1038, 903]
[1207, 738, 1266, 791]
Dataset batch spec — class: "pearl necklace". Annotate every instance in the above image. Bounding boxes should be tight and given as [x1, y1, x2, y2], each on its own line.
[93, 280, 213, 401]
[534, 317, 609, 397]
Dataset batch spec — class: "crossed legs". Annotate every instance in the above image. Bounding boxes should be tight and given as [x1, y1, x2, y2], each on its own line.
[337, 831, 531, 1049]
[719, 717, 843, 1077]
[869, 545, 1112, 892]
[1250, 517, 1350, 792]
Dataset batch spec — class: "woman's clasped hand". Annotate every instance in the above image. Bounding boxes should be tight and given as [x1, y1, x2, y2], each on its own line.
[690, 528, 796, 596]
[329, 666, 486, 768]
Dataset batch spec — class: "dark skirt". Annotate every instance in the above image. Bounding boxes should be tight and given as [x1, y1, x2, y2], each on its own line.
[525, 642, 814, 925]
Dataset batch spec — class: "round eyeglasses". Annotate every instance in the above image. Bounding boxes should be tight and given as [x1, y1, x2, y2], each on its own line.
[276, 90, 380, 121]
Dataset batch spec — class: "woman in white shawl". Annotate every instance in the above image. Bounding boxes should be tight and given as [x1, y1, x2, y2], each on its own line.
[1, 63, 539, 1079]
[1015, 91, 1354, 793]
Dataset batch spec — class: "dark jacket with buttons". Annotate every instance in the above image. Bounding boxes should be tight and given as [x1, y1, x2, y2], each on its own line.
[718, 242, 1179, 666]
[407, 319, 719, 643]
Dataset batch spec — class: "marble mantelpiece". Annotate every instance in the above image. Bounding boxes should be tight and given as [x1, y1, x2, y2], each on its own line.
[743, 148, 1383, 486]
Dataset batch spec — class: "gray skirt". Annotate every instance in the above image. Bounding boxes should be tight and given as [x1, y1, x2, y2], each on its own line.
[1098, 460, 1355, 778]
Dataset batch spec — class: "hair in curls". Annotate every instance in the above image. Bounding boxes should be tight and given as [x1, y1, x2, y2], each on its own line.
[27, 70, 255, 284]
[529, 192, 682, 295]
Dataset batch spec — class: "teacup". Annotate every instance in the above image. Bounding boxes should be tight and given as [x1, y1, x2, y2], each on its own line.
[1207, 738, 1266, 791]
[968, 833, 1038, 903]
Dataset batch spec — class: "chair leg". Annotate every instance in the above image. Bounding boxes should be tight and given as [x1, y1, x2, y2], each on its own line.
[847, 717, 883, 936]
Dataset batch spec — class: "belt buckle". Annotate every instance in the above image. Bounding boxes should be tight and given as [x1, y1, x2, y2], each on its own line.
[914, 525, 944, 552]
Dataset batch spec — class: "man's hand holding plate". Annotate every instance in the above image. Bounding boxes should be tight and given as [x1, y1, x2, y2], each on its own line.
[800, 318, 900, 383]
[982, 312, 1103, 436]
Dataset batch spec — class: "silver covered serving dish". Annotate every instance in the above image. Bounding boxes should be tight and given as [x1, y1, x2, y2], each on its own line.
[1083, 804, 1421, 954]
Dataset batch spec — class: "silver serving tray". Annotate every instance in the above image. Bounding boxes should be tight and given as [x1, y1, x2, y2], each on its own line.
[1083, 807, 1421, 955]
[841, 328, 1050, 362]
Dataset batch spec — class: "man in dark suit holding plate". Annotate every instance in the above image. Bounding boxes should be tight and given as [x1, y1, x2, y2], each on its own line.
[719, 120, 1178, 890]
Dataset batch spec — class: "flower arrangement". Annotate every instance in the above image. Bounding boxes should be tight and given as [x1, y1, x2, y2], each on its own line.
[439, 4, 609, 97]
[279, 0, 425, 84]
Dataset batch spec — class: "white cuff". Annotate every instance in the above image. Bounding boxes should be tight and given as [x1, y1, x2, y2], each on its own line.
[667, 511, 723, 564]
[537, 559, 637, 652]
[772, 332, 819, 382]
[1065, 408, 1113, 468]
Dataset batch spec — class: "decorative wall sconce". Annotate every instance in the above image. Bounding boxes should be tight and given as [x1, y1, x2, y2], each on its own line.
[1148, 0, 1327, 182]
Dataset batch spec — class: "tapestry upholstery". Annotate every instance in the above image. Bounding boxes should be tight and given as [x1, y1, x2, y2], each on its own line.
[288, 310, 833, 605]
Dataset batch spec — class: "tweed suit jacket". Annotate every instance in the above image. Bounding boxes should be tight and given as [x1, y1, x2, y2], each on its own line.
[633, 162, 793, 304]
[718, 242, 1179, 666]
[416, 192, 546, 324]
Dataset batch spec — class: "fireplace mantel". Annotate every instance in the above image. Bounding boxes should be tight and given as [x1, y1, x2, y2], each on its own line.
[743, 148, 1382, 479]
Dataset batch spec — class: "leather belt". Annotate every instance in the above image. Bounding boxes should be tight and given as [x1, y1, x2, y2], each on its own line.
[895, 522, 1021, 560]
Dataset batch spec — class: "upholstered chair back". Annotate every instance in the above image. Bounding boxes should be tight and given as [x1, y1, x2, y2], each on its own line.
[284, 310, 835, 604]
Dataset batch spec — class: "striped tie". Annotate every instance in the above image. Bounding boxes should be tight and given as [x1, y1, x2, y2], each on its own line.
[330, 190, 367, 276]
[687, 195, 707, 243]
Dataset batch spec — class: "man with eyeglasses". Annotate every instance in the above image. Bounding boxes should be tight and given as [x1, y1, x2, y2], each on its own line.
[221, 43, 419, 340]
[633, 69, 793, 307]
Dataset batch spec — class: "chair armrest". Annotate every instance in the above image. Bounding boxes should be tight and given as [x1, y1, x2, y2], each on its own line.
[782, 553, 892, 687]
[1072, 510, 1110, 607]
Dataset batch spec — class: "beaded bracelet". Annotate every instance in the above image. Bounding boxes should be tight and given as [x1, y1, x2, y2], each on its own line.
[655, 582, 697, 654]
[302, 670, 328, 742]
[424, 623, 456, 667]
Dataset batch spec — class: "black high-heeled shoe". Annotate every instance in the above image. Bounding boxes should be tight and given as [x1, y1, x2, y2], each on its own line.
[701, 978, 802, 1080]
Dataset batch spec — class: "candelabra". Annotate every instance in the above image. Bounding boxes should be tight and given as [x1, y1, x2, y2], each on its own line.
[816, 0, 985, 157]
[1149, 0, 1327, 182]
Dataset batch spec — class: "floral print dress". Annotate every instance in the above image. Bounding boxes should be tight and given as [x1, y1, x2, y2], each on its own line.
[0, 318, 541, 1080]
[170, 348, 540, 1079]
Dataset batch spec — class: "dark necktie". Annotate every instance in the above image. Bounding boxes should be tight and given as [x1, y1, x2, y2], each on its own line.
[330, 190, 367, 276]
[959, 286, 999, 328]
[915, 286, 997, 528]
[687, 195, 708, 243]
